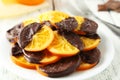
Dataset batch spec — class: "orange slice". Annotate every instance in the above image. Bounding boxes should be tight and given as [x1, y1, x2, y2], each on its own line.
[80, 37, 100, 51]
[40, 50, 61, 64]
[47, 31, 79, 57]
[73, 16, 85, 35]
[24, 25, 54, 52]
[23, 18, 39, 27]
[39, 11, 69, 23]
[77, 62, 98, 71]
[36, 65, 48, 77]
[11, 55, 37, 69]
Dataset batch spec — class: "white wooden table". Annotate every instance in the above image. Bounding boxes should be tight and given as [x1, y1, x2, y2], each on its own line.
[0, 0, 120, 80]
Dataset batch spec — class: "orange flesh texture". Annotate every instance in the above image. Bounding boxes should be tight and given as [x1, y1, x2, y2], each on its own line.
[80, 37, 100, 51]
[77, 62, 98, 71]
[24, 25, 54, 52]
[40, 50, 61, 65]
[47, 31, 79, 57]
[11, 56, 38, 69]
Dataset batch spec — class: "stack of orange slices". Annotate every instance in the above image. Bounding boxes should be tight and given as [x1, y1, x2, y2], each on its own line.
[7, 11, 101, 77]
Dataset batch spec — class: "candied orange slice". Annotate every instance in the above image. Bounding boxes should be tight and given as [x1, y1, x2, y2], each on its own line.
[40, 50, 61, 64]
[11, 55, 37, 69]
[80, 37, 100, 51]
[39, 11, 69, 23]
[24, 25, 54, 52]
[74, 16, 84, 31]
[23, 18, 39, 27]
[77, 62, 98, 71]
[47, 31, 79, 57]
[73, 16, 85, 35]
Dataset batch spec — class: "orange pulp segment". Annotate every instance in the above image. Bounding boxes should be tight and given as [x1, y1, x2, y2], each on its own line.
[47, 31, 79, 57]
[24, 25, 54, 52]
[39, 11, 69, 23]
[77, 62, 98, 71]
[80, 37, 100, 51]
[11, 55, 37, 69]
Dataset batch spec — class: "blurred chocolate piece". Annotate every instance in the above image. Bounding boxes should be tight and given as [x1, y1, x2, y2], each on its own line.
[98, 0, 120, 13]
[55, 17, 78, 31]
[80, 48, 100, 64]
[12, 43, 23, 56]
[6, 23, 23, 43]
[39, 54, 81, 77]
[80, 18, 98, 34]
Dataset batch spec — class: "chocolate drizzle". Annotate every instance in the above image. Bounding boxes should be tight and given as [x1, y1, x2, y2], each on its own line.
[80, 48, 100, 64]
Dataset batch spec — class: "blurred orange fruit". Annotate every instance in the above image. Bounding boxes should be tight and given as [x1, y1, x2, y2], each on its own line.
[80, 37, 100, 51]
[16, 0, 44, 5]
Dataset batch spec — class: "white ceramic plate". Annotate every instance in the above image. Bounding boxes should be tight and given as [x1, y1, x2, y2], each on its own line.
[0, 18, 115, 80]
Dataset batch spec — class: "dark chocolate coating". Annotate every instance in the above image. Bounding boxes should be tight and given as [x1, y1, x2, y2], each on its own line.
[84, 33, 100, 39]
[12, 43, 23, 56]
[6, 23, 23, 43]
[80, 48, 100, 64]
[55, 17, 78, 31]
[18, 22, 42, 48]
[39, 54, 81, 77]
[81, 18, 98, 34]
[59, 31, 84, 50]
[23, 50, 45, 64]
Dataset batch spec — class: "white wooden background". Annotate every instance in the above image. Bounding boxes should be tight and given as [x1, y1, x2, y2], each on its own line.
[0, 0, 120, 80]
